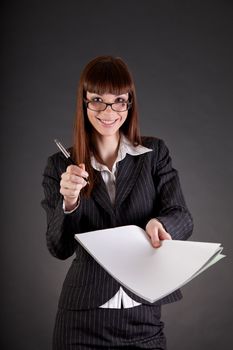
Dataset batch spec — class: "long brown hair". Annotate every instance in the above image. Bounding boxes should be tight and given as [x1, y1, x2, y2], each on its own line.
[72, 55, 141, 196]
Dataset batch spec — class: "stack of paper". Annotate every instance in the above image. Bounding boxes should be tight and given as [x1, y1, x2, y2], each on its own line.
[75, 225, 225, 303]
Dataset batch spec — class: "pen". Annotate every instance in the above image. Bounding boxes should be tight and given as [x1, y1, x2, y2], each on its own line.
[54, 138, 75, 164]
[54, 138, 89, 184]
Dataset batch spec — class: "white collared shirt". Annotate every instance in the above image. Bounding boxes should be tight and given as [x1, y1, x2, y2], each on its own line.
[91, 134, 152, 308]
[91, 134, 152, 205]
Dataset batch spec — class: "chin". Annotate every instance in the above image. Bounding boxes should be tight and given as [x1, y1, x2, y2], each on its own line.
[98, 130, 119, 137]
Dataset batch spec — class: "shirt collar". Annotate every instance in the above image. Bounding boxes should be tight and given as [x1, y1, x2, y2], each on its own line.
[91, 134, 152, 172]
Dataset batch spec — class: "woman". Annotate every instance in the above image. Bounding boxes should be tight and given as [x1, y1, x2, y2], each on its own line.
[42, 55, 193, 349]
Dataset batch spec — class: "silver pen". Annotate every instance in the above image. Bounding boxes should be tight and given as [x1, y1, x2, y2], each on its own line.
[54, 139, 89, 184]
[54, 138, 75, 164]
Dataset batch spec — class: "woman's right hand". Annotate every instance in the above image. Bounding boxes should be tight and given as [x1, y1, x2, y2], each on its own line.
[60, 163, 89, 211]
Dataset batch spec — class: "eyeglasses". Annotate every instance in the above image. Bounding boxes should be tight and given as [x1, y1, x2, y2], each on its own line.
[83, 99, 132, 112]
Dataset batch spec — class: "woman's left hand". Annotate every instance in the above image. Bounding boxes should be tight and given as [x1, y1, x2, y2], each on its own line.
[145, 218, 172, 248]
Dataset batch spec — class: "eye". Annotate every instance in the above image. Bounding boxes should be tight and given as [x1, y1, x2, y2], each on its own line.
[92, 97, 103, 102]
[115, 97, 127, 103]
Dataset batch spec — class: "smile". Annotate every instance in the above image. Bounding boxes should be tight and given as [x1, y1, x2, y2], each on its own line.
[96, 118, 118, 126]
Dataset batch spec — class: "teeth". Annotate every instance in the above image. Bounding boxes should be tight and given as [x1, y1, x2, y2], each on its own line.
[99, 119, 116, 125]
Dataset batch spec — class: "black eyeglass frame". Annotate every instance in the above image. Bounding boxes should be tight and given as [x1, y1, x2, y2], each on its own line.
[83, 98, 133, 112]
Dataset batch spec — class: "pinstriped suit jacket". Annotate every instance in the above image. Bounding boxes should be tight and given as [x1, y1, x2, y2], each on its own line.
[41, 136, 193, 310]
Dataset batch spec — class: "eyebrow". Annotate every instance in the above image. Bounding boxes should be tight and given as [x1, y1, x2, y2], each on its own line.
[88, 92, 128, 98]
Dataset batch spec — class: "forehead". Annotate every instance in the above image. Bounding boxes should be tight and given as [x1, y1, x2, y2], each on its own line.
[86, 91, 129, 99]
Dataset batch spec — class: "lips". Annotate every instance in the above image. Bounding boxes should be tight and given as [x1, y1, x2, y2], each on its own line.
[97, 118, 118, 126]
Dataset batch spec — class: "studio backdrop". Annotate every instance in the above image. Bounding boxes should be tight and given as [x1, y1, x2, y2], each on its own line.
[1, 1, 233, 349]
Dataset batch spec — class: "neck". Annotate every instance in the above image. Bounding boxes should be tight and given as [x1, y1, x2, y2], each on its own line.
[94, 132, 120, 170]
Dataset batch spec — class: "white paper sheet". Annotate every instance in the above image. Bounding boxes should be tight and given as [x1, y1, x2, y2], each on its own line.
[75, 225, 225, 303]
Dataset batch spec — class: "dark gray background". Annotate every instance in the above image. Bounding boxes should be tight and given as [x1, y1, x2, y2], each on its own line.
[1, 0, 233, 349]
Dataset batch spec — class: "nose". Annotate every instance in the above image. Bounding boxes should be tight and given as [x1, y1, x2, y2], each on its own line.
[103, 105, 114, 114]
[105, 105, 113, 112]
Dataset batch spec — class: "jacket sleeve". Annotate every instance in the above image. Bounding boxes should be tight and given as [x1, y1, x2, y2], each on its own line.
[41, 155, 82, 260]
[152, 139, 194, 240]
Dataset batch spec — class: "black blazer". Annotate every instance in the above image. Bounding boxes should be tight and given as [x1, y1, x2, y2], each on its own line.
[41, 137, 193, 310]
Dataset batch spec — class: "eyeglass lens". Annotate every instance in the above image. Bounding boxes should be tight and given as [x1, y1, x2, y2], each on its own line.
[87, 101, 128, 112]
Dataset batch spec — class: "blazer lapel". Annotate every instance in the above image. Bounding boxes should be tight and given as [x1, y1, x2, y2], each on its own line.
[91, 171, 115, 217]
[115, 154, 145, 208]
[92, 154, 145, 215]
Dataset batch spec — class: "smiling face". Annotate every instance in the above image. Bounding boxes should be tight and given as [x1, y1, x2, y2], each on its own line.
[85, 91, 129, 139]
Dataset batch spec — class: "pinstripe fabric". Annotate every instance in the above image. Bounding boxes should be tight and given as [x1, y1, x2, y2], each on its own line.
[41, 136, 193, 348]
[53, 305, 166, 349]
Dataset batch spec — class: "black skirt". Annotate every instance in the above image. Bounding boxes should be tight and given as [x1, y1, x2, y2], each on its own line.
[53, 304, 166, 349]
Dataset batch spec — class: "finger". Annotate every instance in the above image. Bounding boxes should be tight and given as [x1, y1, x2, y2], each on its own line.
[66, 164, 89, 178]
[149, 230, 161, 248]
[60, 180, 85, 191]
[61, 172, 86, 185]
[79, 163, 89, 183]
[158, 230, 172, 241]
[79, 163, 85, 171]
[60, 187, 81, 198]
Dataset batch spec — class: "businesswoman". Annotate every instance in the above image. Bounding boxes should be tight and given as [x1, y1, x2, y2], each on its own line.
[42, 55, 193, 349]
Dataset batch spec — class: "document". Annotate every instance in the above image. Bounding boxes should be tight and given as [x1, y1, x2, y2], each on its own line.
[75, 225, 225, 303]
